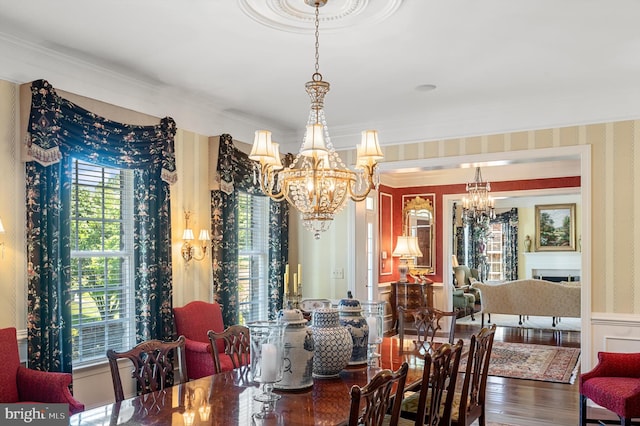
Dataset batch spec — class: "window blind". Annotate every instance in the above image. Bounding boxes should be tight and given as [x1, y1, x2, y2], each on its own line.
[236, 192, 269, 324]
[70, 159, 135, 365]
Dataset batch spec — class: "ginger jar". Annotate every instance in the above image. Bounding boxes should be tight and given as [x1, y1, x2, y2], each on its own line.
[337, 298, 369, 366]
[311, 308, 352, 378]
[275, 309, 314, 390]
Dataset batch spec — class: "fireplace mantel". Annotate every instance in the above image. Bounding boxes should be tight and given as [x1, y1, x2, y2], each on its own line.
[523, 252, 581, 279]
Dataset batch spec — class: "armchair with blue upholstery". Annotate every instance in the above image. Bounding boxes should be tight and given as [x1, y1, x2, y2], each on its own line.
[452, 284, 476, 319]
[0, 327, 84, 415]
[453, 265, 480, 319]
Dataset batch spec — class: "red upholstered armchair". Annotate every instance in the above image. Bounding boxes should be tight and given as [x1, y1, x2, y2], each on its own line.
[0, 327, 84, 415]
[173, 301, 227, 379]
[580, 351, 640, 426]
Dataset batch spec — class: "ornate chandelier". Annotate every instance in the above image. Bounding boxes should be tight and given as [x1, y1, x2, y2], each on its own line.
[249, 0, 383, 239]
[462, 167, 495, 221]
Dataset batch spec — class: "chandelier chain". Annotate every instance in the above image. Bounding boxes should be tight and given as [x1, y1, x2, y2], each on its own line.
[314, 3, 320, 76]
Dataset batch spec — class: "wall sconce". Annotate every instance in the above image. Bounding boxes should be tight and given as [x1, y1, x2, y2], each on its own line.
[181, 211, 210, 263]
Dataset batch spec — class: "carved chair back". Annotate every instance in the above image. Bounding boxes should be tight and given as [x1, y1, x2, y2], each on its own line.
[452, 324, 497, 426]
[348, 362, 409, 426]
[208, 325, 251, 373]
[107, 335, 187, 402]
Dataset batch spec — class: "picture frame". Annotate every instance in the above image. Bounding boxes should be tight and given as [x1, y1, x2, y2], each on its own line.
[534, 203, 576, 251]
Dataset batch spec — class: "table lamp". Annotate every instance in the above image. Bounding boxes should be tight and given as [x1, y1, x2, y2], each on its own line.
[392, 235, 423, 283]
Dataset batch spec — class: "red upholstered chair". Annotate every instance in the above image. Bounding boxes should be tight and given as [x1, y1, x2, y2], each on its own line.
[580, 352, 640, 426]
[173, 301, 226, 378]
[0, 327, 84, 415]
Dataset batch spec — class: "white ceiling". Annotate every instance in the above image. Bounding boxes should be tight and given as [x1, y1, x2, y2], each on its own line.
[0, 0, 624, 184]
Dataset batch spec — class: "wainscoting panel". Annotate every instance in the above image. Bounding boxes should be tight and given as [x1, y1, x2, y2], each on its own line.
[590, 313, 640, 368]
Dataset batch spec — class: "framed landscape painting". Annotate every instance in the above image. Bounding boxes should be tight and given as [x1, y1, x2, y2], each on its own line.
[535, 203, 576, 251]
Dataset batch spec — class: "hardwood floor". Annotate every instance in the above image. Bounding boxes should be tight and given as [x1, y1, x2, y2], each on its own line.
[454, 323, 619, 426]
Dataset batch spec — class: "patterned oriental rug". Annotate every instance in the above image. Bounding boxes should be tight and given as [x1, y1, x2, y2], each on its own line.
[460, 342, 581, 384]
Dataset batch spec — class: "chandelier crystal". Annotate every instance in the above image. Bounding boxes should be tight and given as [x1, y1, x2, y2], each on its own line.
[249, 0, 383, 239]
[462, 167, 496, 222]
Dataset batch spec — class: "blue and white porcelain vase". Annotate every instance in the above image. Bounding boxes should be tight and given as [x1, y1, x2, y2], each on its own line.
[337, 298, 369, 366]
[275, 309, 314, 390]
[311, 308, 352, 378]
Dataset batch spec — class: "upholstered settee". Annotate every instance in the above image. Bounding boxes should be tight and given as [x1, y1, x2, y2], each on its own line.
[471, 279, 580, 328]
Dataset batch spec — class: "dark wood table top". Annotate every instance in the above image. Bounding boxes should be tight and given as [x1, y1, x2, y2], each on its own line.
[70, 337, 427, 426]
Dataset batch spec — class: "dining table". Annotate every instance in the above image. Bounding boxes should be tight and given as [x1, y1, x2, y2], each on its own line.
[69, 336, 430, 426]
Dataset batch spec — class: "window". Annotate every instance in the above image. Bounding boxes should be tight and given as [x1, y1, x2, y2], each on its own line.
[487, 222, 504, 281]
[365, 196, 375, 300]
[236, 192, 270, 324]
[69, 159, 134, 365]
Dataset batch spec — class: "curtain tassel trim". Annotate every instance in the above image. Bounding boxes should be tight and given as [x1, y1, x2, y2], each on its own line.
[26, 135, 63, 166]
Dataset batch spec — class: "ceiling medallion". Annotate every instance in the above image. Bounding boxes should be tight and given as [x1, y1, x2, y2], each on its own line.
[238, 0, 404, 33]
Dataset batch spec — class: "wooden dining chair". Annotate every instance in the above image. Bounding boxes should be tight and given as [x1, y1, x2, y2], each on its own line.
[450, 324, 497, 426]
[207, 325, 251, 373]
[399, 340, 464, 426]
[398, 306, 458, 353]
[348, 362, 409, 426]
[107, 335, 187, 402]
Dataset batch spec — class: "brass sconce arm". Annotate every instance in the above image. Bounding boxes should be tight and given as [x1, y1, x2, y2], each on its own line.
[181, 212, 210, 264]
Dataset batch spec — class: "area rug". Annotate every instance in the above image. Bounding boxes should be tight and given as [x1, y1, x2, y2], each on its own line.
[460, 341, 581, 384]
[457, 313, 581, 332]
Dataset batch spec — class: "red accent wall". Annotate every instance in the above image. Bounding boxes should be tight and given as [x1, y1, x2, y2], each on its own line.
[379, 176, 581, 284]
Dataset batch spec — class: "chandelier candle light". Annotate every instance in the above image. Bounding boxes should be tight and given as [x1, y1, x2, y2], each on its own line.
[462, 167, 496, 221]
[249, 0, 384, 239]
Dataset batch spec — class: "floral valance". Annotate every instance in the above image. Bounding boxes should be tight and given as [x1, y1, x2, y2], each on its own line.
[216, 133, 262, 195]
[26, 79, 177, 184]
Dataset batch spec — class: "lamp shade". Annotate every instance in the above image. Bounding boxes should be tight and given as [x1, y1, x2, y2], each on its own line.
[452, 254, 459, 267]
[407, 236, 423, 257]
[249, 130, 275, 162]
[359, 130, 383, 160]
[0, 218, 4, 233]
[198, 229, 211, 241]
[182, 229, 195, 240]
[300, 123, 327, 156]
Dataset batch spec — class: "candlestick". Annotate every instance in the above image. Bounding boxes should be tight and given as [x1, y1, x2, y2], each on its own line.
[297, 264, 301, 282]
[293, 273, 298, 294]
[248, 321, 286, 409]
[284, 273, 289, 295]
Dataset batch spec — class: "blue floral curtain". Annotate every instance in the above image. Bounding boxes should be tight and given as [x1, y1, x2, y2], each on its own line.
[212, 134, 288, 326]
[25, 79, 177, 373]
[493, 208, 519, 280]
